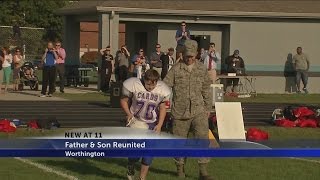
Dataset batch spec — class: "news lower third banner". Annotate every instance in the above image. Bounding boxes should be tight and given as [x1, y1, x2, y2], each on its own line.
[0, 127, 320, 157]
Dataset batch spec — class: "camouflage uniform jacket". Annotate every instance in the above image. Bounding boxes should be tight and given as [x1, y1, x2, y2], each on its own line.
[163, 61, 213, 119]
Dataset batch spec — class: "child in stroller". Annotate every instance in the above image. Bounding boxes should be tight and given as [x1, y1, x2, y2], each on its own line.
[23, 67, 35, 79]
[19, 62, 39, 90]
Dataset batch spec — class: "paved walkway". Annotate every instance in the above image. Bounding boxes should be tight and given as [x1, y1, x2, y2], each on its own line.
[0, 85, 98, 101]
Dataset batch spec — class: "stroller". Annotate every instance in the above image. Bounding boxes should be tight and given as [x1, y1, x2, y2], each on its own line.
[19, 62, 39, 90]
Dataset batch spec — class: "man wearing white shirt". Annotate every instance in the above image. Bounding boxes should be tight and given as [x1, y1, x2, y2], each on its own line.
[204, 43, 221, 83]
[160, 47, 175, 80]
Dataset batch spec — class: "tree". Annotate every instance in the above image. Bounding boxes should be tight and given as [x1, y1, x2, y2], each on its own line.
[0, 0, 69, 41]
[0, 0, 70, 59]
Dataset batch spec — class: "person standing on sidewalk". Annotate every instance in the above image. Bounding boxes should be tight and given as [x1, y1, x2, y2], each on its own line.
[163, 40, 213, 180]
[175, 21, 191, 59]
[54, 41, 66, 93]
[13, 48, 24, 91]
[99, 45, 114, 92]
[160, 47, 175, 80]
[0, 49, 3, 94]
[116, 45, 130, 82]
[0, 47, 13, 93]
[293, 47, 310, 94]
[149, 43, 164, 75]
[40, 42, 58, 97]
[204, 43, 221, 83]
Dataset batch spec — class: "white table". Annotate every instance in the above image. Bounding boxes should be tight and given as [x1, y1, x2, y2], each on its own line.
[216, 75, 257, 96]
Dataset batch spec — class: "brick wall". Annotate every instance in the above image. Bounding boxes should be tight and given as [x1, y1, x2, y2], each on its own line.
[80, 22, 125, 50]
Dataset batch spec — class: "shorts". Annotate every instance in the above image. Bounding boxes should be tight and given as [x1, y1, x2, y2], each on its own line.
[128, 157, 153, 166]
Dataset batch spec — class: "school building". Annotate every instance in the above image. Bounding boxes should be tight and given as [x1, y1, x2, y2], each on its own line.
[58, 0, 320, 93]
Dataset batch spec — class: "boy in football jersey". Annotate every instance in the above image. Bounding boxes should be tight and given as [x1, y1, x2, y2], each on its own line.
[120, 69, 171, 180]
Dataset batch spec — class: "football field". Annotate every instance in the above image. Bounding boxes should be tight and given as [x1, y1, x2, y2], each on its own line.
[0, 127, 319, 180]
[1, 156, 319, 180]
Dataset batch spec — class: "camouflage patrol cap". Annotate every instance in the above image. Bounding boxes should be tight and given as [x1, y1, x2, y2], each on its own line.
[183, 40, 198, 57]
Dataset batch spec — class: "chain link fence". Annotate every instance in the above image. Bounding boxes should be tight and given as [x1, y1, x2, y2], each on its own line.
[0, 26, 46, 61]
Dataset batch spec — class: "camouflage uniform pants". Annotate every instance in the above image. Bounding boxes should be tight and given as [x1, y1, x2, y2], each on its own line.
[173, 112, 210, 165]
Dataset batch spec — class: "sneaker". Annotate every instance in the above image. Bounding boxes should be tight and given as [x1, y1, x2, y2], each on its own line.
[39, 94, 46, 98]
[60, 90, 64, 93]
[47, 94, 52, 97]
[127, 165, 135, 180]
[303, 88, 308, 94]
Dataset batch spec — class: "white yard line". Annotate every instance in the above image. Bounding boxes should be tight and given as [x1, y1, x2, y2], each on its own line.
[290, 157, 320, 164]
[14, 157, 79, 180]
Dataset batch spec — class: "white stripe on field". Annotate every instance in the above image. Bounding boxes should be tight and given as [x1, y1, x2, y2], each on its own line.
[290, 157, 320, 164]
[14, 157, 79, 180]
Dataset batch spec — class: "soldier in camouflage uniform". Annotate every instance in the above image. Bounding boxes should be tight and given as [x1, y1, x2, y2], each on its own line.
[163, 40, 213, 180]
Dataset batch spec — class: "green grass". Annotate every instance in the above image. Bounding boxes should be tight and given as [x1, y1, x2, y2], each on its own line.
[0, 158, 67, 180]
[0, 149, 319, 180]
[225, 94, 320, 104]
[25, 157, 319, 180]
[1, 127, 320, 179]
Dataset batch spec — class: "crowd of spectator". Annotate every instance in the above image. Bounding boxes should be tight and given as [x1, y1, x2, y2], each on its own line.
[0, 40, 66, 97]
[97, 21, 310, 94]
[99, 21, 245, 94]
[0, 21, 311, 95]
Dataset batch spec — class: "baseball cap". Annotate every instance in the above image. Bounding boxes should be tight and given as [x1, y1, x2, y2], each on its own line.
[183, 40, 198, 57]
[234, 49, 240, 55]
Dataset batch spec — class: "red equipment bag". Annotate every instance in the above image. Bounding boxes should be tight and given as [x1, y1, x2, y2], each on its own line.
[293, 107, 315, 118]
[27, 120, 40, 129]
[246, 128, 269, 141]
[274, 119, 296, 127]
[296, 119, 318, 128]
[0, 119, 17, 133]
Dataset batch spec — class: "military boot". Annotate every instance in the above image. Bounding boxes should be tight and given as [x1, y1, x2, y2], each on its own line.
[199, 163, 214, 180]
[176, 163, 186, 178]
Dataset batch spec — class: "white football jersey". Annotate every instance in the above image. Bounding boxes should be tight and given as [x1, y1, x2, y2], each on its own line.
[122, 77, 171, 123]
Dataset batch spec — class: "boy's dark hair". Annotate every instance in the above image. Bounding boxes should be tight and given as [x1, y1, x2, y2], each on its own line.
[144, 69, 160, 83]
[210, 42, 215, 46]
